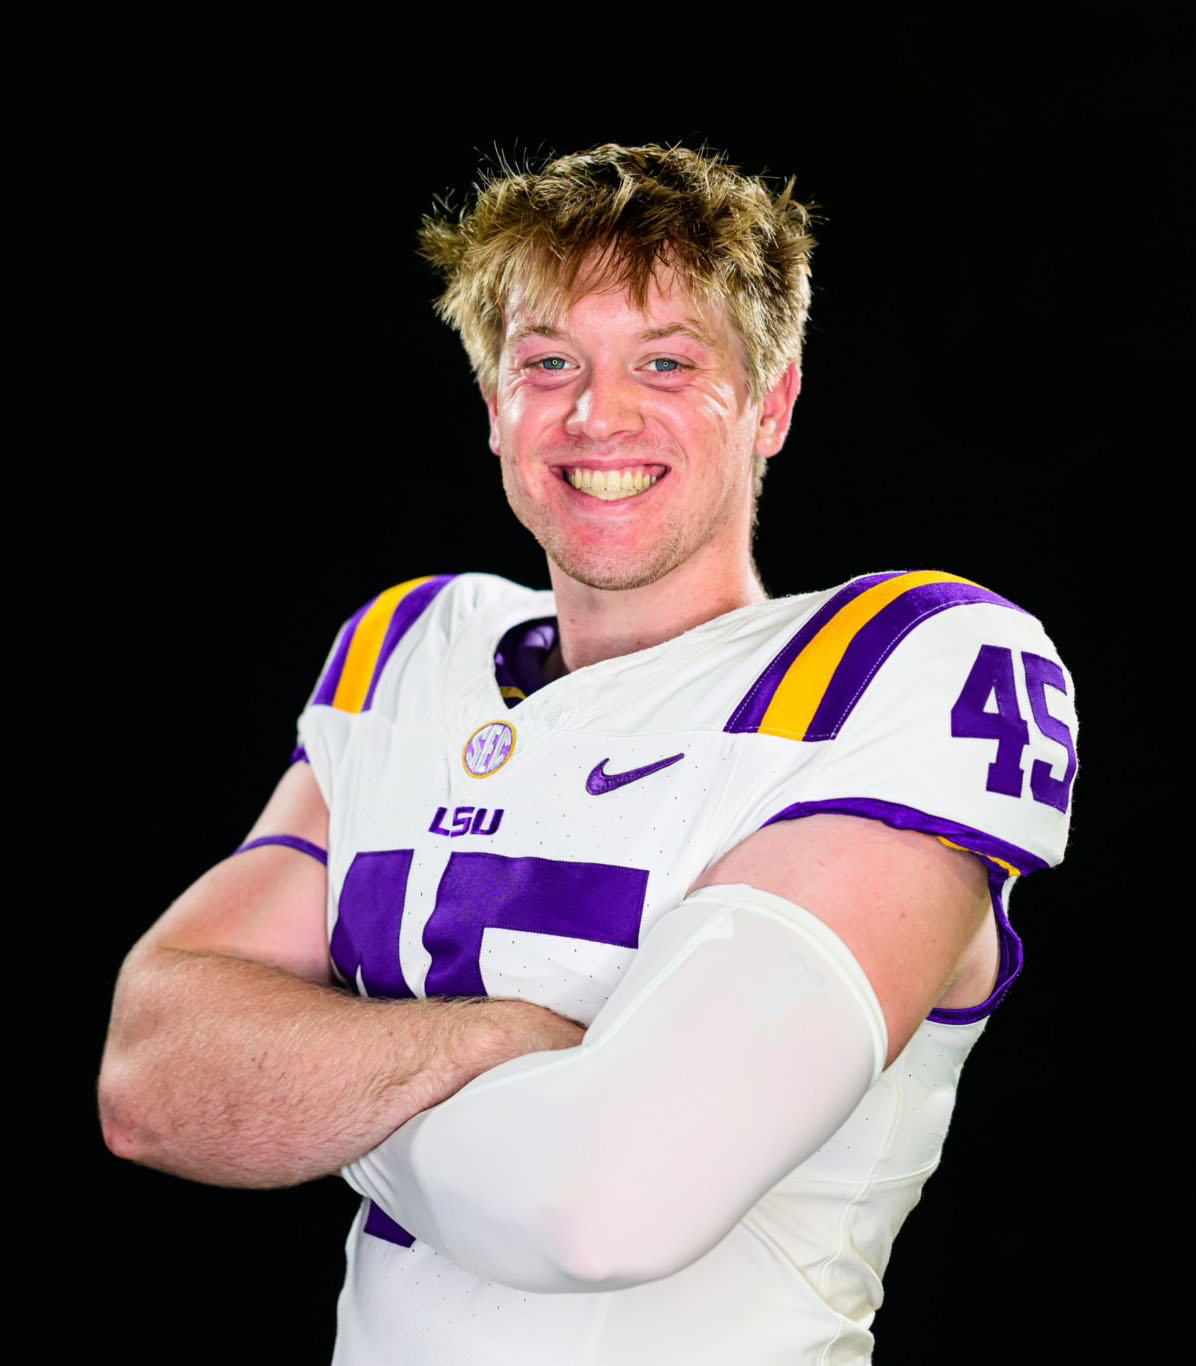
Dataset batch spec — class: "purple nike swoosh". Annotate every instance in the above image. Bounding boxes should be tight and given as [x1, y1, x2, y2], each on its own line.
[586, 753, 685, 795]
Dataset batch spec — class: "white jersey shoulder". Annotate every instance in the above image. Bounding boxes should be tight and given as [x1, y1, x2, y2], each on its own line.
[712, 567, 1077, 876]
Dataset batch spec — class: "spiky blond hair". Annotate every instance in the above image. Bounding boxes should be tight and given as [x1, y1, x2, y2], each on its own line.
[419, 143, 816, 403]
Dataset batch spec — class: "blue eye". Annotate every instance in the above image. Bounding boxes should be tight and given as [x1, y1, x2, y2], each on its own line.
[650, 358, 681, 372]
[539, 357, 568, 371]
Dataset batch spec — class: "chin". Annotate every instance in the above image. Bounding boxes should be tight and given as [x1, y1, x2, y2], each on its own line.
[557, 563, 664, 592]
[548, 535, 690, 593]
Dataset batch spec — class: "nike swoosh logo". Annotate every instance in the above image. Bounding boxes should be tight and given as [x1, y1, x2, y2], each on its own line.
[586, 753, 685, 795]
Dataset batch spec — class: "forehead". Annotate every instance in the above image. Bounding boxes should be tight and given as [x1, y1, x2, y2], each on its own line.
[502, 265, 732, 349]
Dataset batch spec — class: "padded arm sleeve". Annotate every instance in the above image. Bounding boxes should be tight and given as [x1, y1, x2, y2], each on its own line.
[342, 884, 888, 1293]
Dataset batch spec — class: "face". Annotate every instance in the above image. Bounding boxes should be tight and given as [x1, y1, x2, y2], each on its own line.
[486, 269, 797, 593]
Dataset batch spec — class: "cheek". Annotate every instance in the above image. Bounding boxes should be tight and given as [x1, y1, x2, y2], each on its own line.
[684, 393, 755, 471]
[496, 387, 557, 455]
[684, 378, 749, 431]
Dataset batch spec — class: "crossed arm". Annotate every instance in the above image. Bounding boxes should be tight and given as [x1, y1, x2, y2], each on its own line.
[100, 760, 990, 1280]
[343, 815, 991, 1290]
[98, 762, 584, 1187]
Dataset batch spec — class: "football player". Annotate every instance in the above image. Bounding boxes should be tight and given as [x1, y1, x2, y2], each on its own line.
[99, 144, 1077, 1363]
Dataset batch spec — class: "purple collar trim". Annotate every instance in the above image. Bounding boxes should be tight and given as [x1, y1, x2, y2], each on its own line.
[494, 616, 559, 706]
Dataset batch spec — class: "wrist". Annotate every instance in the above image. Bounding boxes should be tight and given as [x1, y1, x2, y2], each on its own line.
[391, 997, 498, 1116]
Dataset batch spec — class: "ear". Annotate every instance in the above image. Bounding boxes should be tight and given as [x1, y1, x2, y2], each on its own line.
[483, 380, 501, 455]
[753, 362, 802, 460]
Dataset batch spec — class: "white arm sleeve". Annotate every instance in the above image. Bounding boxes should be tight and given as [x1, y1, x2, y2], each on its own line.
[343, 884, 888, 1293]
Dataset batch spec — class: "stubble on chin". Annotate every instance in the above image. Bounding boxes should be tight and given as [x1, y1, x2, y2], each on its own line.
[546, 537, 687, 592]
[501, 473, 687, 592]
[530, 504, 690, 591]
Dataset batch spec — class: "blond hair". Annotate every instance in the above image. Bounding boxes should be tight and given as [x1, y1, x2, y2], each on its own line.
[419, 143, 816, 403]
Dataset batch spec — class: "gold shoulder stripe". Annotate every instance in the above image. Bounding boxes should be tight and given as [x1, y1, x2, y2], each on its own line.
[937, 835, 1021, 878]
[331, 577, 435, 713]
[759, 570, 979, 740]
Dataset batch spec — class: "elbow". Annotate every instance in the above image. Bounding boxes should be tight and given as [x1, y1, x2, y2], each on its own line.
[97, 1053, 155, 1165]
[535, 1144, 721, 1289]
[537, 1194, 702, 1291]
[478, 1153, 716, 1292]
[98, 1106, 140, 1164]
[420, 1184, 693, 1293]
[98, 947, 178, 1167]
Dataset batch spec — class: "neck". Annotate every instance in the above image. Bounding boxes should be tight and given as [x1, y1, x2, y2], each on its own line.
[545, 549, 768, 678]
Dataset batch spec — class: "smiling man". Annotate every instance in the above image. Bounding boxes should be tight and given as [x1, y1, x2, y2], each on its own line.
[99, 145, 1078, 1363]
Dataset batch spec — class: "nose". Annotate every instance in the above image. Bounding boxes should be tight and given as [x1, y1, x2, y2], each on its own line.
[563, 365, 644, 442]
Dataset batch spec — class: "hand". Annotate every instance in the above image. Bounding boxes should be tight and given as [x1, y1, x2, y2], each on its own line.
[478, 998, 587, 1061]
[403, 998, 586, 1119]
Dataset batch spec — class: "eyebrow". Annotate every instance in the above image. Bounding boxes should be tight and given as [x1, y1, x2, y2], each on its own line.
[506, 319, 718, 349]
[508, 323, 567, 345]
[637, 321, 718, 349]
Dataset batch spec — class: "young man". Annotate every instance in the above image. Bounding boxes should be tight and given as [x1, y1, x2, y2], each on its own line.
[100, 144, 1078, 1363]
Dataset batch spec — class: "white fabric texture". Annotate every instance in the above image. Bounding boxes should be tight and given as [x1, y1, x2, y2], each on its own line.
[344, 884, 888, 1294]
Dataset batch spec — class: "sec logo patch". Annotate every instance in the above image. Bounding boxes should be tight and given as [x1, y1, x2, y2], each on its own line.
[462, 721, 516, 777]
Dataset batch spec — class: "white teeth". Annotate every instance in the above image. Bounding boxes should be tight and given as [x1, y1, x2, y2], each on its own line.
[566, 468, 661, 500]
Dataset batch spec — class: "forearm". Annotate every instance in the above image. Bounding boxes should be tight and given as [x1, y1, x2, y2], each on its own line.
[99, 945, 574, 1188]
[344, 886, 886, 1292]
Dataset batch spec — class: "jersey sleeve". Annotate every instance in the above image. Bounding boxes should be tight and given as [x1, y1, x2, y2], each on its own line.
[735, 572, 1078, 881]
[296, 575, 455, 810]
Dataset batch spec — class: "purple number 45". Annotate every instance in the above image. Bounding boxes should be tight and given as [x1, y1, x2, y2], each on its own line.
[951, 645, 1076, 811]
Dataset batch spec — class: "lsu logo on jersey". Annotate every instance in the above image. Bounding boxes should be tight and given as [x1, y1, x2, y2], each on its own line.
[429, 806, 504, 837]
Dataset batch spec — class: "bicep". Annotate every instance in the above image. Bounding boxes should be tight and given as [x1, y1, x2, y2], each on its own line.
[690, 813, 991, 1067]
[134, 761, 332, 983]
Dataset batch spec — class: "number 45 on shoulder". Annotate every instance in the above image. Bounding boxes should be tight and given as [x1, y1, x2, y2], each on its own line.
[951, 645, 1077, 812]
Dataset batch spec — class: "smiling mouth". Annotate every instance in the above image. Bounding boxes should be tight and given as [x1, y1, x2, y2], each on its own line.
[558, 465, 669, 501]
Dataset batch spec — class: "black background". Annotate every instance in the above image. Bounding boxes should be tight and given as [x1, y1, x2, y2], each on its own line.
[13, 11, 1176, 1362]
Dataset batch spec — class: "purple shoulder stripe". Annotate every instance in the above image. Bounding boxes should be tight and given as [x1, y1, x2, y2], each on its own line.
[762, 796, 1046, 1025]
[290, 744, 310, 765]
[362, 575, 455, 711]
[761, 796, 1047, 875]
[726, 573, 903, 734]
[311, 575, 455, 710]
[804, 580, 1025, 741]
[312, 597, 375, 707]
[726, 573, 1028, 741]
[234, 834, 328, 866]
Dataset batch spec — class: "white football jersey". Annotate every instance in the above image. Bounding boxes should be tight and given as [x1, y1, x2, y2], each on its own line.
[297, 569, 1077, 1365]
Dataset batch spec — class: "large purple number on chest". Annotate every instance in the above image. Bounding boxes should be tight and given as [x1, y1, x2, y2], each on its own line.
[423, 853, 648, 997]
[332, 847, 650, 1250]
[330, 849, 416, 997]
